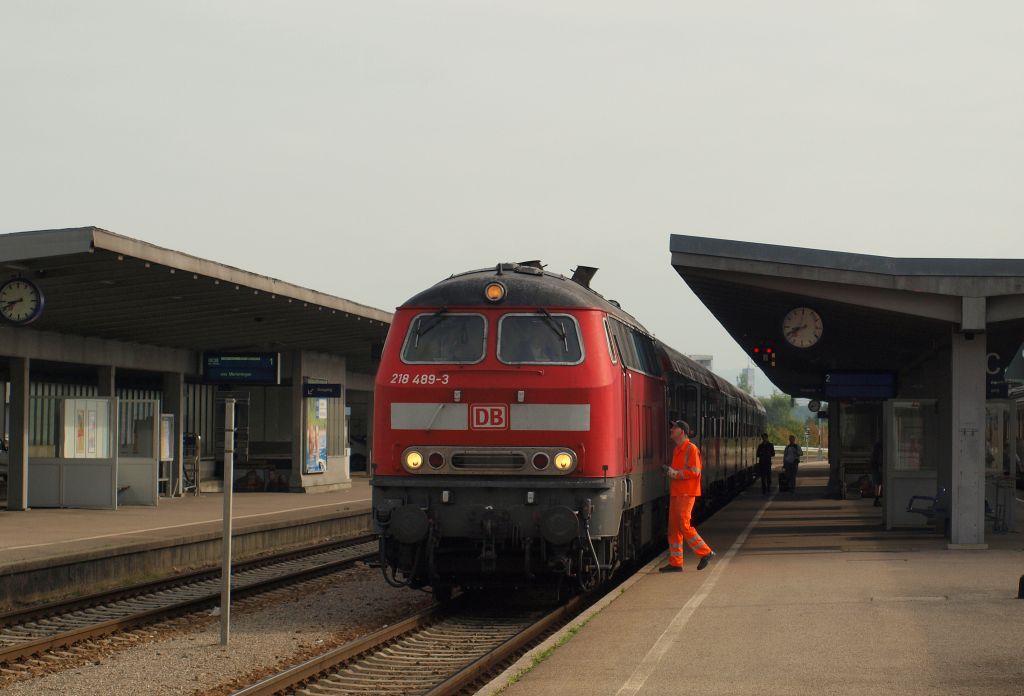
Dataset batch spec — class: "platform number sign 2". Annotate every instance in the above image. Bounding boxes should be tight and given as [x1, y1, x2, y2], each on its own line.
[471, 404, 508, 430]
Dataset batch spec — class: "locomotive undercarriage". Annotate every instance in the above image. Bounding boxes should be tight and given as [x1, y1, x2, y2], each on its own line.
[372, 476, 651, 595]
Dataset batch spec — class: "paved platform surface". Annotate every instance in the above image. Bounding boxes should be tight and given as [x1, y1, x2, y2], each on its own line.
[0, 477, 373, 572]
[486, 463, 1024, 696]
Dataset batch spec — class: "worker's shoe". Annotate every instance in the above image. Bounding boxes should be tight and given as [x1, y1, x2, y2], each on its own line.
[697, 551, 716, 571]
[658, 565, 683, 573]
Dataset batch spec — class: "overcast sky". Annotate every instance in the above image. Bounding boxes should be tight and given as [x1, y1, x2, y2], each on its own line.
[3, 2, 1022, 394]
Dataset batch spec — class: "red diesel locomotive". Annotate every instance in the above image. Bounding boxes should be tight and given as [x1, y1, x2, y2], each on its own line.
[371, 262, 765, 598]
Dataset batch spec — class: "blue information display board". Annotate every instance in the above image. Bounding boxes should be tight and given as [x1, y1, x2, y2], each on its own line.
[203, 352, 280, 384]
[822, 371, 896, 399]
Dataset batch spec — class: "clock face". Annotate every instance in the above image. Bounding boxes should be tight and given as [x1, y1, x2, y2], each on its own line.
[782, 307, 822, 348]
[0, 279, 45, 325]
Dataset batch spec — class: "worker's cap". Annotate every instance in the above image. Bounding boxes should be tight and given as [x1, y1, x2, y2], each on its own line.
[669, 420, 690, 434]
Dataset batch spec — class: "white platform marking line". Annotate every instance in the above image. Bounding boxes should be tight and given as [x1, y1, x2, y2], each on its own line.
[2, 498, 373, 551]
[615, 498, 772, 696]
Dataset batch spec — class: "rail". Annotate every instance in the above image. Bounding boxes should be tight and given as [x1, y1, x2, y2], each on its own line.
[0, 536, 377, 667]
[232, 593, 586, 696]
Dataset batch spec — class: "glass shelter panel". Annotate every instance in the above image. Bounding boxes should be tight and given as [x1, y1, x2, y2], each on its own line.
[1017, 398, 1024, 483]
[884, 399, 939, 529]
[893, 403, 930, 471]
[984, 400, 1017, 532]
[838, 401, 881, 486]
[984, 402, 1017, 477]
[119, 400, 159, 459]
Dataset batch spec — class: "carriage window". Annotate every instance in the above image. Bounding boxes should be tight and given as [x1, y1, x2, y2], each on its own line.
[685, 385, 699, 430]
[498, 313, 584, 364]
[401, 313, 486, 364]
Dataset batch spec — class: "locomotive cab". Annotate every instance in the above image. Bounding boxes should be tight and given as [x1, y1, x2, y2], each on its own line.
[372, 264, 631, 594]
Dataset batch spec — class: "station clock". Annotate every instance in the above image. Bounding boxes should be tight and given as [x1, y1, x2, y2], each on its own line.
[0, 278, 45, 325]
[781, 307, 823, 349]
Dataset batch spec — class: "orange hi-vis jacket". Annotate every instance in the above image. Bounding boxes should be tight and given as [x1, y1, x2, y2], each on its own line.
[670, 439, 702, 497]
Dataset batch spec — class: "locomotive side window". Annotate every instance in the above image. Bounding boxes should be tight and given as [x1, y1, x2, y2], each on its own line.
[401, 313, 487, 364]
[630, 331, 663, 377]
[607, 318, 663, 377]
[497, 313, 584, 364]
[604, 320, 618, 364]
[608, 320, 638, 368]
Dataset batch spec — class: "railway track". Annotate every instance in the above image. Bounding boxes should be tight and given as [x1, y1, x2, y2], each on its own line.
[233, 591, 585, 696]
[0, 536, 378, 666]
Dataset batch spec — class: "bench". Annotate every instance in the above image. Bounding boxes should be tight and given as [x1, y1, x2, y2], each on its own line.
[906, 487, 948, 520]
[908, 487, 1000, 532]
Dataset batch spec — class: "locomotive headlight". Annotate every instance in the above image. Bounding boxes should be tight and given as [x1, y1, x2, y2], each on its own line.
[553, 452, 574, 471]
[405, 450, 424, 470]
[484, 282, 506, 303]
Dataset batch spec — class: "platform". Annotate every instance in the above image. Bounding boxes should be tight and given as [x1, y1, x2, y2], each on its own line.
[484, 463, 1024, 696]
[0, 477, 373, 610]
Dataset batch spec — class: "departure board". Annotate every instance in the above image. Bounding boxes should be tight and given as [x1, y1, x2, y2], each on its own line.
[203, 352, 280, 384]
[822, 371, 896, 399]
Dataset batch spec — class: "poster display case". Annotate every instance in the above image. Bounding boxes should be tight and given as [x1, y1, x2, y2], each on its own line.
[61, 398, 112, 459]
[304, 396, 328, 474]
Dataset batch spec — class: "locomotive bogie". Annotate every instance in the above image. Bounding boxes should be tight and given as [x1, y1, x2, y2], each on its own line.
[374, 476, 631, 588]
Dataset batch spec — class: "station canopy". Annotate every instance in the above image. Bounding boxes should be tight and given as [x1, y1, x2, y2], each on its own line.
[670, 235, 1024, 399]
[0, 227, 391, 374]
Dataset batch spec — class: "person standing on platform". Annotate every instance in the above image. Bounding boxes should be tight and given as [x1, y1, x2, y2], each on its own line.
[783, 434, 803, 492]
[870, 441, 883, 506]
[756, 432, 774, 496]
[660, 420, 715, 573]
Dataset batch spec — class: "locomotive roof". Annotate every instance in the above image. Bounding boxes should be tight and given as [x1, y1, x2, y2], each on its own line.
[405, 264, 763, 414]
[403, 263, 645, 328]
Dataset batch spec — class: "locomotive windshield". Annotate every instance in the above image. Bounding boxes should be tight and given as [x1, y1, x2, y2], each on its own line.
[401, 313, 486, 364]
[498, 313, 583, 364]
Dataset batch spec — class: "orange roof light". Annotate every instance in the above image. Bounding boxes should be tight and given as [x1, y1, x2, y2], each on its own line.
[484, 282, 506, 303]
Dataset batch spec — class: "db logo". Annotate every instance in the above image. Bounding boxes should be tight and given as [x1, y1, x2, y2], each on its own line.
[471, 404, 508, 430]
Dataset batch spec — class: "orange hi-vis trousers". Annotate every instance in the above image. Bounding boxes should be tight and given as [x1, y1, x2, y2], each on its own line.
[667, 495, 712, 567]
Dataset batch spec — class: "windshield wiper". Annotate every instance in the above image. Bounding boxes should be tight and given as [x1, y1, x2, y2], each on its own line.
[537, 308, 569, 352]
[414, 307, 449, 347]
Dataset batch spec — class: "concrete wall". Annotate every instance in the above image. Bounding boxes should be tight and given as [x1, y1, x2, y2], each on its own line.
[0, 510, 372, 611]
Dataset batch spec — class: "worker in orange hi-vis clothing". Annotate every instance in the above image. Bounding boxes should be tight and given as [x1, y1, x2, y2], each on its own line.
[659, 420, 716, 573]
